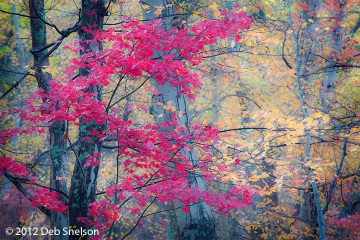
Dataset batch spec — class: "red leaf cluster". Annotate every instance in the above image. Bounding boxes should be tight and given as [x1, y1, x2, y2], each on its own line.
[32, 188, 68, 214]
[0, 157, 29, 177]
[2, 6, 254, 236]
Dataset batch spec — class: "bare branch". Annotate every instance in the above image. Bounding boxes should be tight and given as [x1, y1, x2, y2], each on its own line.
[322, 138, 347, 214]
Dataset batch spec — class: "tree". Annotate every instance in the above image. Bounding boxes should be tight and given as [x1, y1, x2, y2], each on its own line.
[29, 0, 68, 236]
[68, 0, 105, 236]
[1, 1, 253, 239]
[1, 0, 359, 239]
[142, 1, 216, 239]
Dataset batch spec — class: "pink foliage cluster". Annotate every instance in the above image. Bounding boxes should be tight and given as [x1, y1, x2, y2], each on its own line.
[32, 188, 68, 214]
[0, 157, 29, 177]
[0, 129, 19, 145]
[327, 213, 360, 237]
[21, 10, 252, 126]
[2, 6, 254, 236]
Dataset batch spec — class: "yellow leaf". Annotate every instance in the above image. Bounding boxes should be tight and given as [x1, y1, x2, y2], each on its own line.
[305, 117, 313, 123]
[323, 49, 329, 58]
[248, 122, 256, 127]
[287, 120, 298, 128]
[246, 41, 255, 47]
[272, 108, 280, 114]
[192, 11, 199, 16]
[43, 66, 51, 73]
[248, 175, 260, 182]
[178, 111, 183, 118]
[260, 172, 269, 178]
[228, 173, 238, 181]
[209, 3, 218, 11]
[142, 4, 150, 10]
[163, 101, 176, 112]
[312, 111, 323, 118]
[214, 11, 221, 18]
[258, 189, 267, 196]
[323, 114, 330, 122]
[154, 5, 164, 16]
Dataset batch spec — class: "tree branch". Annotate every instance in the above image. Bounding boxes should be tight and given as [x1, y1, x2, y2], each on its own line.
[4, 172, 51, 216]
[0, 72, 30, 99]
[5, 173, 69, 199]
[218, 127, 295, 133]
[322, 138, 347, 214]
[350, 16, 360, 35]
[120, 197, 157, 240]
[0, 9, 36, 18]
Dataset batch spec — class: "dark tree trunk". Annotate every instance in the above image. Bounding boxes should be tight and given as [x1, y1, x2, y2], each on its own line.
[68, 1, 105, 239]
[29, 0, 68, 237]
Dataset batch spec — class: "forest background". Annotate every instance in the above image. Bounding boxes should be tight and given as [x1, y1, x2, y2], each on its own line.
[0, 0, 359, 239]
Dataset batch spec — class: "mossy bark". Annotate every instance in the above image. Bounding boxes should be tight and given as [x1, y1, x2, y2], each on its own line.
[68, 1, 105, 239]
[29, 1, 68, 238]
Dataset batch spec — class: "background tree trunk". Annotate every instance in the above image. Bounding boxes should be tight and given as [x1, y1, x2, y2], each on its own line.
[320, 0, 346, 113]
[142, 1, 216, 239]
[288, 0, 321, 237]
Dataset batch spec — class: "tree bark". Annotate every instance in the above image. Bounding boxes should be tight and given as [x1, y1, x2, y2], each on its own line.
[29, 0, 68, 237]
[68, 1, 105, 239]
[320, 0, 346, 113]
[288, 0, 320, 238]
[143, 1, 216, 239]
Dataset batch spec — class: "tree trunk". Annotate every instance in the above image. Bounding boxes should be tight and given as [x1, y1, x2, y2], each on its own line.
[68, 0, 105, 239]
[29, 0, 68, 237]
[320, 0, 346, 113]
[150, 80, 216, 240]
[288, 0, 321, 238]
[142, 1, 216, 239]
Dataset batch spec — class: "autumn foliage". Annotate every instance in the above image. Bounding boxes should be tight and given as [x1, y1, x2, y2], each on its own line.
[1, 4, 254, 239]
[1, 0, 360, 239]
